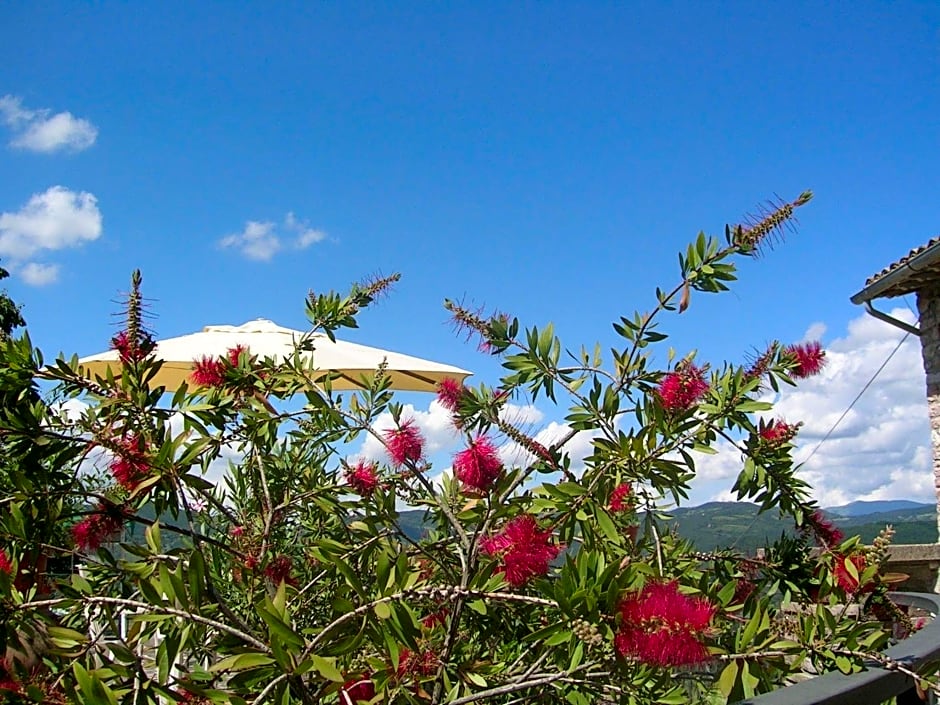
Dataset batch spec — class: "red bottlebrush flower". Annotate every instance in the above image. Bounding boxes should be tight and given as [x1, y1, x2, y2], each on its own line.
[0, 549, 12, 575]
[384, 419, 424, 466]
[339, 675, 376, 704]
[454, 436, 503, 491]
[743, 343, 778, 383]
[243, 555, 259, 571]
[615, 580, 716, 668]
[759, 419, 799, 447]
[110, 329, 155, 364]
[176, 691, 211, 705]
[190, 356, 226, 387]
[264, 555, 297, 587]
[346, 460, 380, 496]
[480, 514, 562, 587]
[109, 435, 150, 491]
[808, 509, 844, 548]
[230, 525, 244, 538]
[785, 341, 826, 379]
[226, 344, 249, 366]
[72, 502, 126, 551]
[609, 483, 635, 513]
[733, 578, 756, 604]
[396, 648, 439, 678]
[833, 553, 873, 594]
[656, 364, 709, 412]
[436, 377, 465, 411]
[0, 675, 22, 695]
[421, 608, 448, 630]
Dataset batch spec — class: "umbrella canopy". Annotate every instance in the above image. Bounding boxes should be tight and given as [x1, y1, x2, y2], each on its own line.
[77, 318, 471, 393]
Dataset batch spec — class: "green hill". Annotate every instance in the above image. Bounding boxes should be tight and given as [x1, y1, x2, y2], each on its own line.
[664, 502, 936, 552]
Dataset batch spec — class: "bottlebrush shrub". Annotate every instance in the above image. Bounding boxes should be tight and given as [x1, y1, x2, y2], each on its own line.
[0, 192, 921, 704]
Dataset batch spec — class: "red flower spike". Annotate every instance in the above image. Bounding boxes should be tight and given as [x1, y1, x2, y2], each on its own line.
[0, 675, 22, 695]
[109, 435, 150, 491]
[346, 461, 380, 496]
[263, 555, 297, 587]
[0, 549, 12, 575]
[609, 483, 635, 513]
[110, 330, 155, 365]
[656, 365, 709, 412]
[744, 344, 777, 383]
[421, 608, 448, 630]
[436, 377, 465, 411]
[615, 581, 716, 667]
[384, 419, 424, 466]
[396, 648, 439, 678]
[454, 436, 502, 491]
[833, 553, 874, 595]
[339, 675, 376, 704]
[190, 356, 226, 387]
[733, 578, 756, 604]
[759, 419, 799, 447]
[72, 503, 126, 551]
[785, 341, 826, 379]
[481, 514, 562, 587]
[226, 344, 249, 366]
[809, 509, 844, 548]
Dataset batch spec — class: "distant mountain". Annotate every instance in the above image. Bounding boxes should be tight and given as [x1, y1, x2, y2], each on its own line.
[668, 501, 937, 551]
[825, 500, 933, 517]
[398, 502, 937, 552]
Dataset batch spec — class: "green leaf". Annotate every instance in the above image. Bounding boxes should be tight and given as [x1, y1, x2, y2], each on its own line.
[717, 661, 738, 698]
[594, 506, 621, 544]
[311, 655, 344, 682]
[544, 630, 571, 646]
[209, 653, 276, 672]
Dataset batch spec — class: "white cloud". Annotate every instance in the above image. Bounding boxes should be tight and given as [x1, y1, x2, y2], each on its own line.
[220, 213, 328, 261]
[19, 262, 59, 286]
[357, 401, 462, 464]
[692, 307, 933, 507]
[803, 321, 827, 342]
[0, 187, 102, 274]
[0, 95, 97, 153]
[499, 402, 545, 427]
[285, 212, 326, 248]
[219, 220, 281, 261]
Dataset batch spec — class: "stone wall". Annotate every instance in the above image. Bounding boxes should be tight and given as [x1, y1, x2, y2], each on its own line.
[884, 543, 940, 592]
[916, 287, 940, 589]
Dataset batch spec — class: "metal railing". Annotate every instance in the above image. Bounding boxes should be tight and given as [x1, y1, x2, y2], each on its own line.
[736, 592, 940, 705]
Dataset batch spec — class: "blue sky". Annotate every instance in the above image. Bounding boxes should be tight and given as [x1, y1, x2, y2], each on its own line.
[1, 3, 938, 506]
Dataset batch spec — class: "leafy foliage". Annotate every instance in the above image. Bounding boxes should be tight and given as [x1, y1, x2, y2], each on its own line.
[0, 193, 928, 704]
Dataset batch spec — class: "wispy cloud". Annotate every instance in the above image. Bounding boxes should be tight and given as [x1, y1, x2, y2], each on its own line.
[0, 95, 98, 153]
[219, 220, 281, 261]
[219, 212, 329, 261]
[0, 186, 102, 284]
[19, 262, 60, 286]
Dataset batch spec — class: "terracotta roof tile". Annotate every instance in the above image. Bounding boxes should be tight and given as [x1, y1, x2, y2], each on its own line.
[861, 236, 940, 298]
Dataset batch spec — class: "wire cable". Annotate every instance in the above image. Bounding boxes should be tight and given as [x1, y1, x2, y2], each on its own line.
[800, 329, 910, 464]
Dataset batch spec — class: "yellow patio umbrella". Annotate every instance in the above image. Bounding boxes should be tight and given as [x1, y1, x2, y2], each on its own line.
[76, 318, 471, 393]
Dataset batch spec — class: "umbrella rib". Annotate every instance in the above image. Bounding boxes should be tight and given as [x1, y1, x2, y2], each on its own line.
[397, 370, 439, 386]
